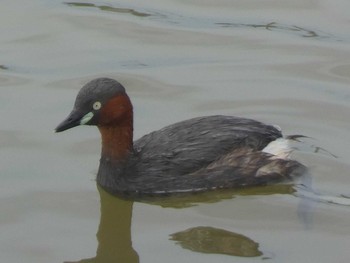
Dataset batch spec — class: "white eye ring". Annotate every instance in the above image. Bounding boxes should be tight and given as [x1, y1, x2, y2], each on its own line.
[93, 101, 102, 110]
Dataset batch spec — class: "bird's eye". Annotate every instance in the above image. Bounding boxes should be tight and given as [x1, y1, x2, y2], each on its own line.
[93, 101, 102, 110]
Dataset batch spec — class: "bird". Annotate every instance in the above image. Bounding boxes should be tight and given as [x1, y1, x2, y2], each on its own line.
[55, 78, 306, 198]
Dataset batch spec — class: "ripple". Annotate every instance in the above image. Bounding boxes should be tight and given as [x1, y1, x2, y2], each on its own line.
[0, 74, 29, 86]
[216, 22, 337, 40]
[329, 64, 350, 79]
[64, 2, 342, 42]
[65, 2, 152, 17]
[47, 74, 194, 97]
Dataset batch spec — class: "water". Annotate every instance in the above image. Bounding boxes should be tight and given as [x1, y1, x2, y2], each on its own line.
[1, 0, 350, 262]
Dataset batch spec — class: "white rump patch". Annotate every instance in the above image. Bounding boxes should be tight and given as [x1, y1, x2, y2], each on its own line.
[272, 124, 282, 132]
[262, 138, 293, 159]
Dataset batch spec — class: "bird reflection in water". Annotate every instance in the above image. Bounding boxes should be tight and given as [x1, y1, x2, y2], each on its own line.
[170, 226, 262, 257]
[64, 186, 139, 263]
[64, 184, 299, 262]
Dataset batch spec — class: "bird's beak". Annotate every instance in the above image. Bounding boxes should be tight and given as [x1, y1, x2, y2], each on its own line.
[55, 109, 94, 132]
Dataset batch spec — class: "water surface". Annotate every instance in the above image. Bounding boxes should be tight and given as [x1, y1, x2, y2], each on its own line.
[1, 0, 350, 262]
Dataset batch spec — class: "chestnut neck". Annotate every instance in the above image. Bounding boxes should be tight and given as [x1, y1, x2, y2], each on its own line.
[98, 124, 133, 162]
[98, 94, 134, 164]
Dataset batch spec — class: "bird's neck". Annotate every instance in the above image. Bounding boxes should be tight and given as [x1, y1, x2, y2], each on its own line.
[97, 121, 134, 192]
[98, 121, 134, 163]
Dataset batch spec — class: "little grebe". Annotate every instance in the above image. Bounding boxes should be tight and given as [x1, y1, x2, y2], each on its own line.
[55, 78, 306, 197]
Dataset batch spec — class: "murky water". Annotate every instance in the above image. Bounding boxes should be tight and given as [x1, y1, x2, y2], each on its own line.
[1, 0, 350, 262]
